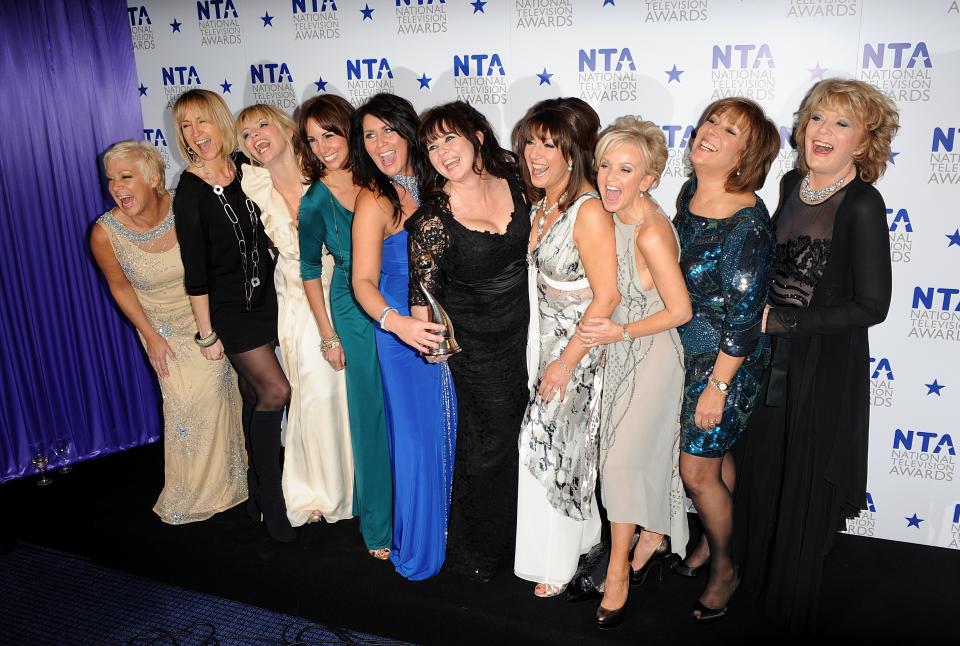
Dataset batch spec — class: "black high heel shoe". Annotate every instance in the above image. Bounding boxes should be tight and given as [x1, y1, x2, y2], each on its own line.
[595, 586, 629, 630]
[689, 569, 740, 624]
[670, 556, 709, 578]
[630, 536, 671, 586]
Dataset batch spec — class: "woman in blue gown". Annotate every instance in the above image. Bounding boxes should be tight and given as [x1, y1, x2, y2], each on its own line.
[348, 93, 458, 581]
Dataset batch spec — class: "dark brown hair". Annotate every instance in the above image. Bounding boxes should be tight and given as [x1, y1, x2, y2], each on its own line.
[418, 100, 517, 207]
[296, 94, 354, 183]
[692, 97, 779, 193]
[511, 97, 601, 213]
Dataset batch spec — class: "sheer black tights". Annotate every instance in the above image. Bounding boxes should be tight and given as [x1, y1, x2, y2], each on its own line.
[228, 343, 290, 412]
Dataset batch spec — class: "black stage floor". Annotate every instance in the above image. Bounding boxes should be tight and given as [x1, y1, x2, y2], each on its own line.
[1, 443, 956, 644]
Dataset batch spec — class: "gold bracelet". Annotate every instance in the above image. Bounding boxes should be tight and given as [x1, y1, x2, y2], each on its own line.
[320, 335, 341, 352]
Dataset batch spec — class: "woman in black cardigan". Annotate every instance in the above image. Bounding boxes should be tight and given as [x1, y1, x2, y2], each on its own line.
[733, 79, 899, 633]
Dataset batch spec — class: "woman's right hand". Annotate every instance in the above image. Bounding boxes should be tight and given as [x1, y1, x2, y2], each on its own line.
[200, 339, 225, 361]
[386, 311, 446, 355]
[146, 335, 177, 378]
[323, 345, 346, 371]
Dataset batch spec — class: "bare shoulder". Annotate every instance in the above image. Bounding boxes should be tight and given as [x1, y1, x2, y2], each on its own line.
[354, 188, 391, 219]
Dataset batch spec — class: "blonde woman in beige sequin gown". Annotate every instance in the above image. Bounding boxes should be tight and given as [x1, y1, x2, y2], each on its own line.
[91, 140, 247, 524]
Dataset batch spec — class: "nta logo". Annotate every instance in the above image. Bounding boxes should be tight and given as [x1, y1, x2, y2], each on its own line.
[128, 6, 151, 25]
[712, 44, 774, 69]
[912, 287, 960, 311]
[893, 429, 955, 455]
[251, 63, 294, 84]
[162, 66, 201, 85]
[888, 208, 912, 232]
[143, 128, 168, 147]
[870, 357, 894, 380]
[578, 48, 636, 73]
[862, 42, 931, 69]
[197, 0, 238, 20]
[293, 0, 337, 10]
[453, 54, 505, 77]
[347, 59, 393, 80]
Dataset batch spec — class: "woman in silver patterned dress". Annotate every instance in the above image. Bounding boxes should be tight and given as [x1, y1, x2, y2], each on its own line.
[513, 98, 619, 597]
[578, 117, 692, 628]
[90, 140, 247, 524]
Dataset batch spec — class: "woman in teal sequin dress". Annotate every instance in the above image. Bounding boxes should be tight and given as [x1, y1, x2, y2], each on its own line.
[670, 98, 779, 623]
[296, 95, 393, 559]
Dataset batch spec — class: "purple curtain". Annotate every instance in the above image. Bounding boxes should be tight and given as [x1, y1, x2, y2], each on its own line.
[0, 0, 161, 482]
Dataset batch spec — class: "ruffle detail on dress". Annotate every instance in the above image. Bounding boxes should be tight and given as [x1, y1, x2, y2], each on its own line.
[240, 164, 301, 261]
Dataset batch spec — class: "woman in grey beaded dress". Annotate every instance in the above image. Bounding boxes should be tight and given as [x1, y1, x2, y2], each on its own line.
[578, 117, 692, 629]
[90, 140, 247, 524]
[513, 98, 619, 597]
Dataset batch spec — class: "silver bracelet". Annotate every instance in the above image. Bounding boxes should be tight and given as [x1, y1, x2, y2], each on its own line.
[556, 357, 573, 376]
[621, 325, 630, 343]
[194, 330, 218, 348]
[379, 306, 398, 331]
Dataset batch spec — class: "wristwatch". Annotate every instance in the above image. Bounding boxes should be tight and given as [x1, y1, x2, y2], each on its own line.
[708, 373, 729, 394]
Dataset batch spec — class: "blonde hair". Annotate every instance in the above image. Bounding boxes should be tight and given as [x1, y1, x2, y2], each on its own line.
[235, 104, 298, 163]
[794, 78, 900, 183]
[595, 116, 668, 190]
[171, 89, 237, 166]
[103, 139, 167, 195]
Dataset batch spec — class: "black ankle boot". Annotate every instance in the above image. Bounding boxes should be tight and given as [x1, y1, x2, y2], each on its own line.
[250, 410, 296, 542]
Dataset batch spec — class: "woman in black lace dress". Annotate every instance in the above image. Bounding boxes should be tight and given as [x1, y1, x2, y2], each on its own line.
[406, 101, 529, 581]
[734, 79, 899, 633]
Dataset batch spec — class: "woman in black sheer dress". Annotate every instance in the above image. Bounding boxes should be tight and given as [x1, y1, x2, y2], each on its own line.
[406, 101, 529, 581]
[734, 79, 899, 633]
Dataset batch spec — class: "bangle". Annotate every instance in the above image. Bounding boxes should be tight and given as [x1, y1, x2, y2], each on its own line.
[320, 335, 341, 352]
[556, 357, 573, 376]
[194, 330, 218, 348]
[621, 325, 630, 343]
[379, 306, 398, 331]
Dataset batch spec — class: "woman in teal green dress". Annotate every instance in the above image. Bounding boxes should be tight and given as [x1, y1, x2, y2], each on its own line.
[297, 94, 393, 559]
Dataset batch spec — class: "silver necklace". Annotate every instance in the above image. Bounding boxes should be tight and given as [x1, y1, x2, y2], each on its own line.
[213, 183, 261, 310]
[799, 171, 846, 203]
[390, 174, 420, 207]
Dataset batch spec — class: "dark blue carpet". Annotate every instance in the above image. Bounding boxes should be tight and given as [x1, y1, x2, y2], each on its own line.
[0, 544, 412, 646]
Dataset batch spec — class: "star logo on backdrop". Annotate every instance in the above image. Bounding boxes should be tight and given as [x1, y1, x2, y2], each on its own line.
[471, 0, 487, 13]
[603, 0, 616, 6]
[418, 73, 432, 89]
[912, 54, 929, 68]
[220, 79, 232, 93]
[925, 379, 945, 395]
[665, 65, 684, 83]
[360, 4, 375, 20]
[808, 62, 827, 81]
[888, 151, 899, 165]
[261, 12, 274, 27]
[138, 83, 148, 97]
[536, 68, 553, 85]
[946, 229, 960, 248]
[169, 18, 182, 33]
[314, 77, 328, 92]
[905, 513, 923, 528]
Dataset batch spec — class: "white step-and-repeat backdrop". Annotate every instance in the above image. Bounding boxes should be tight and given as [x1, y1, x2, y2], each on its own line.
[126, 0, 959, 550]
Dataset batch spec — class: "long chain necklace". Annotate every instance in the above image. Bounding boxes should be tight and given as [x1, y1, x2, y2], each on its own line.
[213, 182, 261, 310]
[535, 191, 566, 243]
[799, 171, 847, 204]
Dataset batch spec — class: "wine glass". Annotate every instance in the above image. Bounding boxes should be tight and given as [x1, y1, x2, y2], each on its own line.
[53, 438, 73, 474]
[30, 445, 53, 487]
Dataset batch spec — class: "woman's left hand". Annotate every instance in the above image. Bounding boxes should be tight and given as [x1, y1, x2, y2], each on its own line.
[577, 317, 623, 347]
[539, 359, 573, 404]
[694, 385, 727, 430]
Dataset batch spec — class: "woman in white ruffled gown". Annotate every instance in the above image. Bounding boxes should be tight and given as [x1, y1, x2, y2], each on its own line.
[237, 104, 353, 527]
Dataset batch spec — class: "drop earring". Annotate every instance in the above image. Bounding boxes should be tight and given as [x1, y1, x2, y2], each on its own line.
[566, 163, 573, 172]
